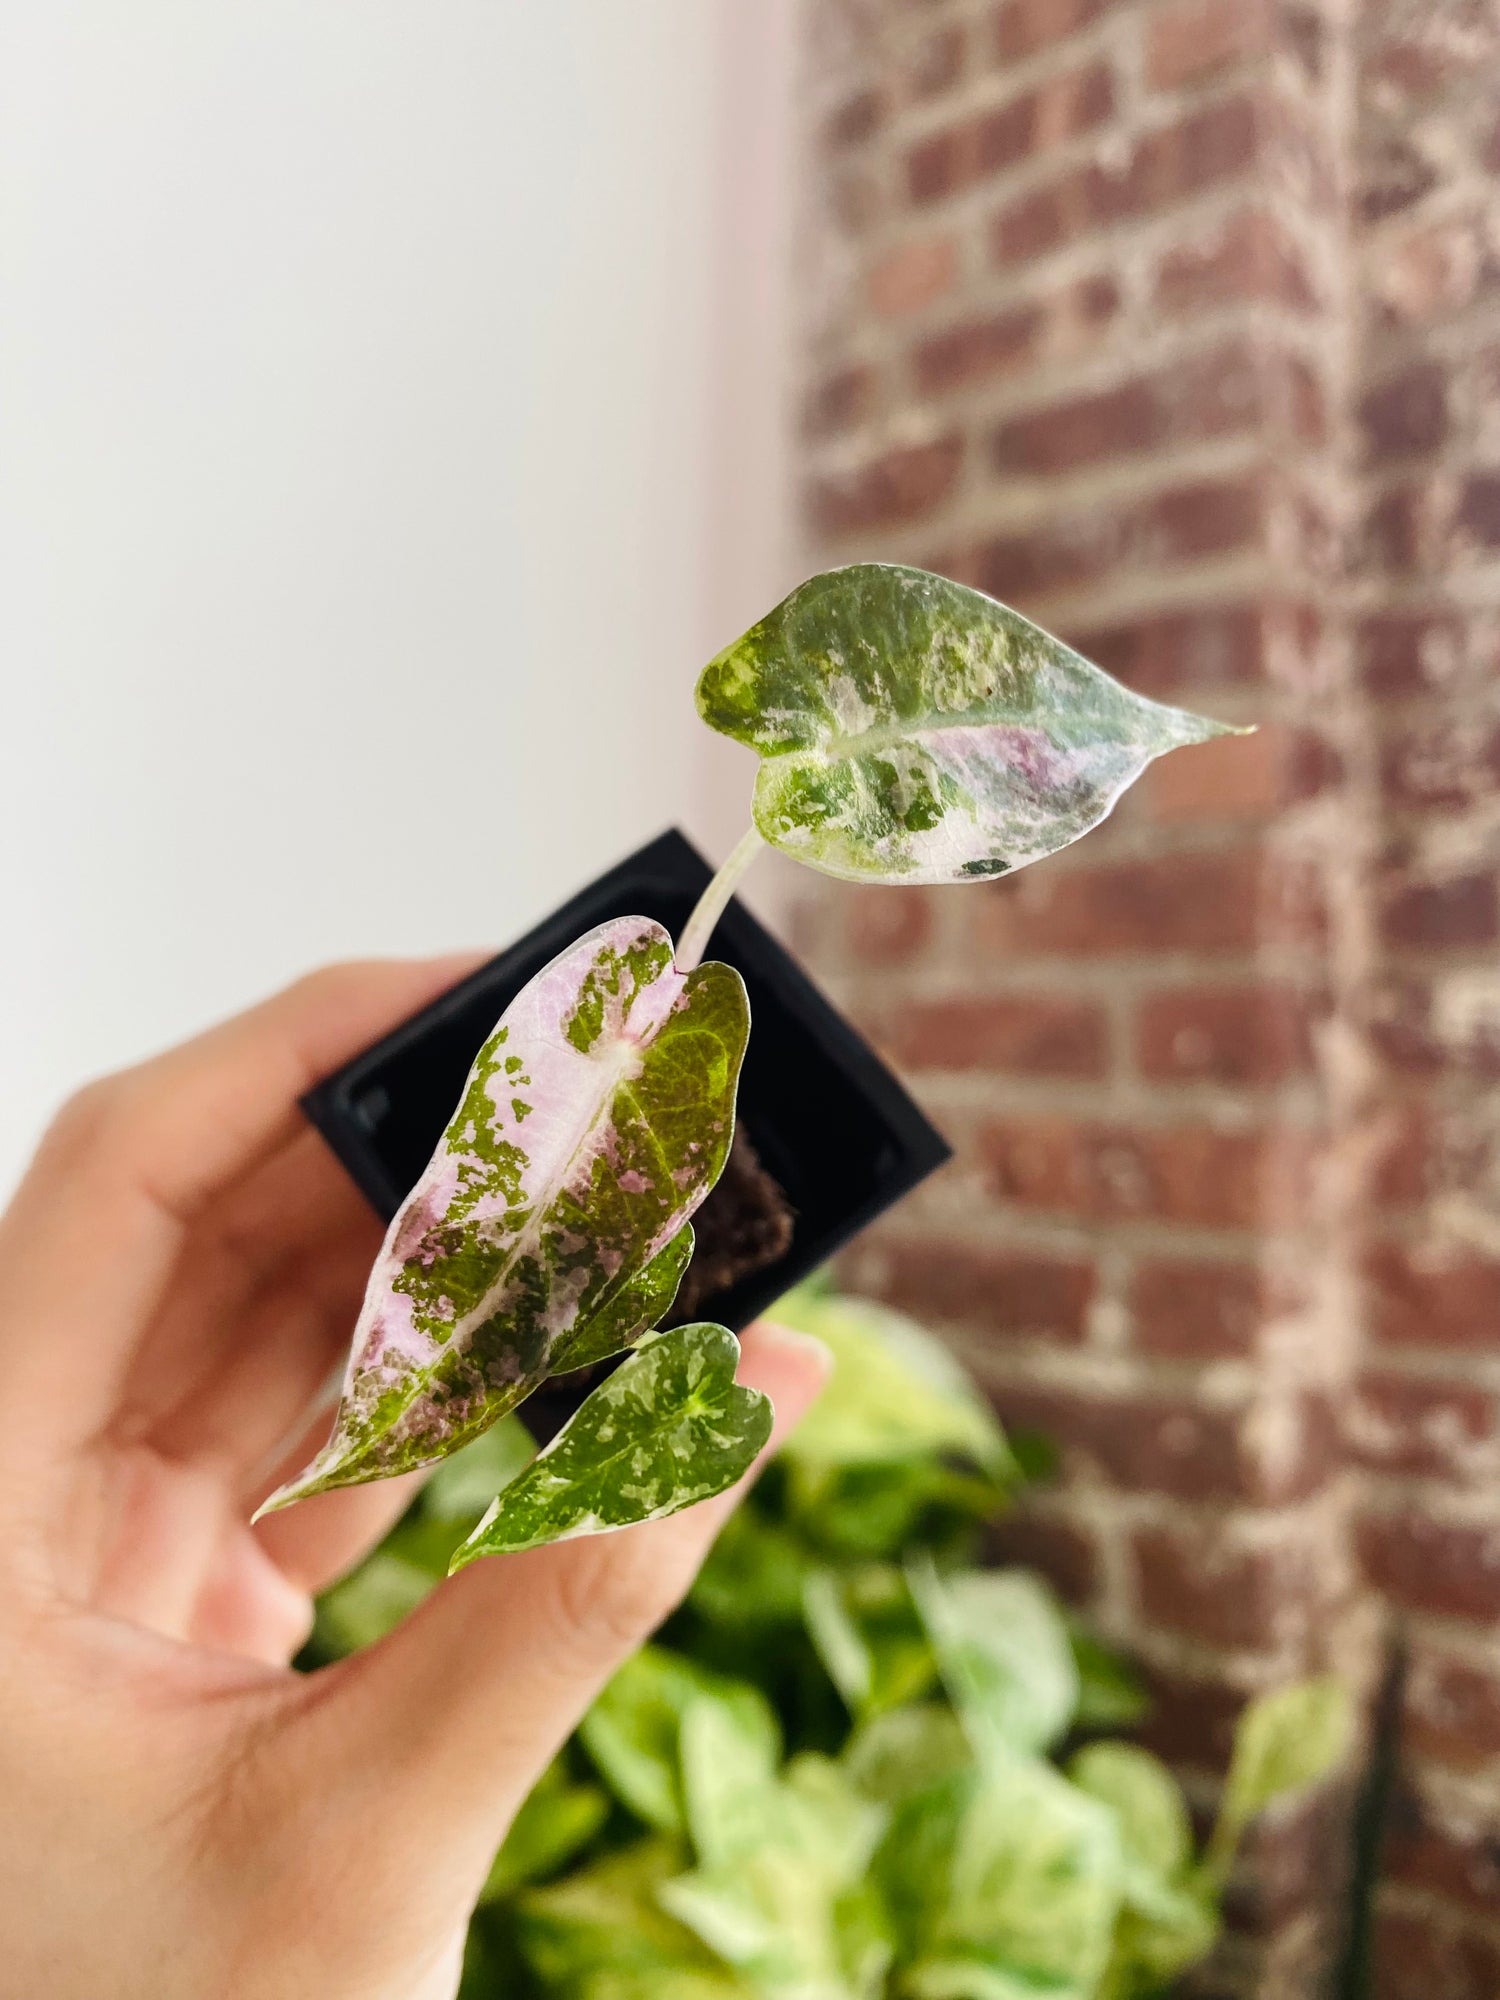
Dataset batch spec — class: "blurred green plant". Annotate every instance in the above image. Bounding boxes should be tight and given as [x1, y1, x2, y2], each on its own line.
[304, 1281, 1352, 2000]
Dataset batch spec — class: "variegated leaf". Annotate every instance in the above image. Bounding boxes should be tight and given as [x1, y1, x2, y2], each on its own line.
[696, 563, 1244, 884]
[449, 1324, 772, 1566]
[259, 922, 748, 1513]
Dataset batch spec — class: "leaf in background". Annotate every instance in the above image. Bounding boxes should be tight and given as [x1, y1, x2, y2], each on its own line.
[420, 1414, 536, 1523]
[1068, 1627, 1151, 1733]
[580, 1646, 779, 1836]
[1208, 1676, 1353, 1877]
[679, 1693, 785, 1871]
[689, 1507, 811, 1631]
[803, 1565, 937, 1720]
[312, 1551, 434, 1656]
[260, 920, 748, 1512]
[1067, 1743, 1192, 1887]
[909, 1560, 1080, 1758]
[843, 1703, 973, 1805]
[927, 1755, 1123, 1999]
[772, 1288, 1013, 1480]
[661, 1752, 888, 1999]
[696, 564, 1242, 885]
[803, 1569, 875, 1715]
[516, 1838, 750, 2000]
[480, 1755, 611, 1901]
[450, 1324, 771, 1565]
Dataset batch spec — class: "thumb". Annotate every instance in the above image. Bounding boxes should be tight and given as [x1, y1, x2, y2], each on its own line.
[284, 1321, 830, 1880]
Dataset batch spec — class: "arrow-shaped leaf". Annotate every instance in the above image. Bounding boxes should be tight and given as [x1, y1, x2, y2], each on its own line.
[260, 921, 749, 1512]
[450, 1323, 772, 1565]
[697, 564, 1244, 884]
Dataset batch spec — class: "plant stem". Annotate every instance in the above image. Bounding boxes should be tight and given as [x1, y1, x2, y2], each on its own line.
[675, 824, 766, 972]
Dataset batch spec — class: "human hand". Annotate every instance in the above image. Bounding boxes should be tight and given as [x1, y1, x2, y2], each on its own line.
[0, 961, 829, 2000]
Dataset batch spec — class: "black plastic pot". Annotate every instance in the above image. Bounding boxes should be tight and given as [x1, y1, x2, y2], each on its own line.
[301, 829, 949, 1423]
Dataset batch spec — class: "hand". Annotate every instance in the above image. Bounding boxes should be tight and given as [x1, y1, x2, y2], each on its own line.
[0, 960, 829, 2000]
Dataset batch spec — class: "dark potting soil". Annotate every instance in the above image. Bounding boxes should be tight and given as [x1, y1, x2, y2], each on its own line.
[664, 1127, 796, 1327]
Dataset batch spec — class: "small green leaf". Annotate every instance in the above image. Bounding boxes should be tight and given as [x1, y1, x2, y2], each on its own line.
[450, 1324, 772, 1565]
[771, 1287, 1013, 1479]
[697, 565, 1242, 885]
[550, 1225, 696, 1374]
[480, 1755, 611, 1900]
[1209, 1676, 1353, 1875]
[580, 1646, 778, 1836]
[803, 1569, 876, 1714]
[1069, 1626, 1150, 1733]
[680, 1693, 784, 1871]
[1067, 1743, 1193, 1885]
[909, 1560, 1080, 1757]
[843, 1702, 973, 1805]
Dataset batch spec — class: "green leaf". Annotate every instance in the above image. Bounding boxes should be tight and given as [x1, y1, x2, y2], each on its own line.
[802, 1565, 937, 1719]
[1067, 1743, 1192, 1885]
[771, 1287, 1013, 1479]
[1209, 1677, 1353, 1875]
[480, 1755, 611, 1900]
[1069, 1627, 1150, 1733]
[450, 1324, 772, 1565]
[909, 1560, 1080, 1757]
[680, 1691, 784, 1871]
[689, 1507, 812, 1630]
[843, 1702, 973, 1805]
[516, 1837, 749, 1999]
[259, 919, 748, 1511]
[696, 565, 1241, 885]
[312, 1551, 433, 1655]
[580, 1646, 778, 1836]
[803, 1569, 875, 1714]
[420, 1414, 536, 1523]
[551, 1225, 696, 1373]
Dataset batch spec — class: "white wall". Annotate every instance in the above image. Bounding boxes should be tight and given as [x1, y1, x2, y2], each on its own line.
[0, 0, 800, 1192]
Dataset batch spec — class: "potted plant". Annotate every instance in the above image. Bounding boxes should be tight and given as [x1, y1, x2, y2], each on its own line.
[258, 561, 1242, 1565]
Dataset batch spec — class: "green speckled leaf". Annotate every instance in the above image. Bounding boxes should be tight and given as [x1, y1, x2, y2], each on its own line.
[697, 564, 1243, 884]
[259, 920, 748, 1513]
[450, 1324, 772, 1566]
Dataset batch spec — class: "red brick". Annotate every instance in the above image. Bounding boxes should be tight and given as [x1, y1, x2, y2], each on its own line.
[869, 236, 957, 316]
[1457, 472, 1500, 548]
[986, 1512, 1100, 1604]
[975, 471, 1265, 597]
[1131, 1258, 1270, 1358]
[1359, 134, 1439, 220]
[989, 1382, 1332, 1503]
[977, 847, 1261, 955]
[1405, 1645, 1500, 1771]
[1358, 1509, 1500, 1622]
[989, 178, 1076, 266]
[1365, 1243, 1500, 1353]
[913, 304, 1041, 395]
[1137, 983, 1317, 1084]
[981, 1114, 1316, 1230]
[1133, 1523, 1308, 1648]
[845, 887, 934, 965]
[1086, 95, 1261, 224]
[1373, 1908, 1500, 2000]
[803, 363, 877, 440]
[1384, 1808, 1500, 1919]
[1379, 871, 1499, 950]
[1356, 611, 1461, 697]
[1134, 1664, 1243, 1769]
[876, 1240, 1096, 1344]
[1143, 724, 1336, 824]
[992, 0, 1111, 63]
[1150, 472, 1265, 560]
[1070, 605, 1268, 697]
[1360, 362, 1449, 461]
[1381, 720, 1500, 812]
[1155, 207, 1318, 316]
[908, 63, 1114, 205]
[807, 435, 963, 538]
[823, 87, 885, 152]
[1147, 0, 1274, 90]
[884, 994, 1108, 1075]
[906, 26, 966, 103]
[1349, 1369, 1497, 1478]
[906, 124, 973, 206]
[992, 342, 1269, 475]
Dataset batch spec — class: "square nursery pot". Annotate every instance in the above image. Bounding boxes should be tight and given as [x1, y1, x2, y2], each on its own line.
[301, 829, 951, 1436]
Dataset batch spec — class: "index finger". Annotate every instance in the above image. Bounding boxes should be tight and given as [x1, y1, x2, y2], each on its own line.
[0, 954, 483, 1448]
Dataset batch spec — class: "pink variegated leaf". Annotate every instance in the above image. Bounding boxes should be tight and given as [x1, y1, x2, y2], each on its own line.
[258, 919, 748, 1513]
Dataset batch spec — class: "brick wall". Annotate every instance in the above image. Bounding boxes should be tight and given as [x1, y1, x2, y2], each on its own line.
[791, 0, 1500, 1993]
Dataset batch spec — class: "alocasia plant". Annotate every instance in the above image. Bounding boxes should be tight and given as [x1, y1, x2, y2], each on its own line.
[263, 564, 1242, 1551]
